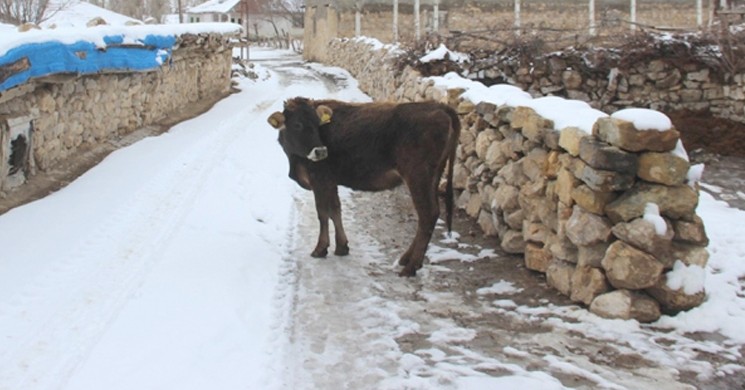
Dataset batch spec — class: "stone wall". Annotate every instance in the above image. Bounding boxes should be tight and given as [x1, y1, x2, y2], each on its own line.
[0, 32, 235, 192]
[467, 51, 745, 124]
[322, 38, 710, 322]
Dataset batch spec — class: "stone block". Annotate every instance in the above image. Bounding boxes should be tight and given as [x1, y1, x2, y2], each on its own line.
[565, 205, 613, 246]
[558, 127, 588, 156]
[512, 106, 553, 143]
[572, 158, 635, 192]
[646, 273, 706, 314]
[477, 210, 499, 237]
[501, 229, 526, 254]
[578, 242, 611, 268]
[546, 233, 578, 263]
[613, 216, 673, 251]
[492, 184, 520, 213]
[601, 241, 664, 290]
[605, 183, 699, 223]
[637, 152, 689, 186]
[579, 137, 638, 174]
[590, 289, 661, 323]
[525, 242, 552, 272]
[571, 266, 610, 305]
[672, 215, 709, 246]
[671, 243, 710, 268]
[593, 117, 680, 153]
[547, 259, 575, 296]
[523, 221, 550, 244]
[571, 184, 617, 215]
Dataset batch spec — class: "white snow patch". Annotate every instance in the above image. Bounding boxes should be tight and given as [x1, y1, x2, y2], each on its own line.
[688, 163, 705, 188]
[666, 260, 706, 295]
[419, 43, 469, 63]
[643, 203, 667, 236]
[611, 108, 672, 131]
[477, 280, 524, 296]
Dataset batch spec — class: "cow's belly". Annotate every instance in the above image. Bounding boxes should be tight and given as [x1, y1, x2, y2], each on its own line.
[341, 169, 402, 191]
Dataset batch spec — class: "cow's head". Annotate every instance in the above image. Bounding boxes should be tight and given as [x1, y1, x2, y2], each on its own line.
[267, 98, 332, 162]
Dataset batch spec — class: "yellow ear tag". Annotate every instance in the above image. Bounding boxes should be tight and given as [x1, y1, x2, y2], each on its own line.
[269, 118, 278, 127]
[320, 113, 332, 125]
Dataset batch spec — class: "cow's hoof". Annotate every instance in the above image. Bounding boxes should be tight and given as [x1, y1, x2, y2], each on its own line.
[398, 267, 417, 277]
[334, 244, 350, 256]
[398, 255, 411, 266]
[311, 248, 328, 258]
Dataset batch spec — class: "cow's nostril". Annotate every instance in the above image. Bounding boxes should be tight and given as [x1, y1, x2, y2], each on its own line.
[308, 146, 328, 161]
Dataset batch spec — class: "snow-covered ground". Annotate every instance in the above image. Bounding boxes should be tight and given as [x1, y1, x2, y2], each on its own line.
[0, 47, 744, 389]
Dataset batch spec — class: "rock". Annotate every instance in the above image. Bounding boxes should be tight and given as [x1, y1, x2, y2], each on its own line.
[673, 215, 709, 246]
[571, 266, 610, 305]
[475, 129, 499, 160]
[501, 229, 526, 254]
[523, 221, 550, 244]
[504, 209, 524, 230]
[511, 106, 553, 143]
[558, 127, 588, 156]
[477, 210, 499, 237]
[87, 16, 108, 27]
[671, 243, 710, 268]
[578, 242, 611, 268]
[556, 168, 579, 206]
[637, 152, 689, 186]
[565, 205, 613, 246]
[497, 161, 529, 187]
[571, 184, 618, 215]
[572, 158, 635, 192]
[492, 184, 520, 213]
[611, 218, 674, 261]
[547, 259, 575, 296]
[18, 22, 41, 32]
[525, 242, 553, 272]
[593, 117, 680, 152]
[465, 190, 482, 218]
[476, 101, 498, 116]
[646, 273, 706, 314]
[545, 151, 561, 179]
[590, 290, 661, 323]
[601, 241, 664, 289]
[546, 233, 578, 263]
[485, 142, 508, 169]
[579, 137, 638, 174]
[523, 149, 548, 181]
[562, 70, 583, 89]
[453, 163, 469, 190]
[605, 183, 699, 223]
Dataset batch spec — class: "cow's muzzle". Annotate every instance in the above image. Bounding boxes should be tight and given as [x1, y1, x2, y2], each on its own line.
[307, 146, 328, 162]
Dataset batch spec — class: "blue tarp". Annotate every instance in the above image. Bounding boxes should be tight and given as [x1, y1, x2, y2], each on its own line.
[0, 34, 176, 93]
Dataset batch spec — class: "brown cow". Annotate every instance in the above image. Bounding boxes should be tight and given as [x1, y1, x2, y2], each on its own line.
[267, 97, 460, 277]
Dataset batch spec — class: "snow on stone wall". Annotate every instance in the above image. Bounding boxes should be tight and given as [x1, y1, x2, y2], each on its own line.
[322, 37, 710, 323]
[0, 29, 237, 192]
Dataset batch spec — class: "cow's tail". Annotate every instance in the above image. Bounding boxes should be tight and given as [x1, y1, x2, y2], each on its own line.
[445, 106, 461, 235]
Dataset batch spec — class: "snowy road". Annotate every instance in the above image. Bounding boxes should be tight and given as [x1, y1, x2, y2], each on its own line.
[1, 48, 744, 389]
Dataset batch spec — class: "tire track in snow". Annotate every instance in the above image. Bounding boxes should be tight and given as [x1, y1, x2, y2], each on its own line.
[0, 108, 254, 390]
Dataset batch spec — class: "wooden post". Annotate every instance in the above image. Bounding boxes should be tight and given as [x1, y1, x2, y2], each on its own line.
[697, 0, 703, 27]
[630, 0, 636, 31]
[355, 1, 361, 37]
[589, 0, 596, 36]
[178, 0, 183, 23]
[433, 0, 439, 33]
[414, 0, 421, 41]
[393, 0, 399, 42]
[514, 0, 521, 36]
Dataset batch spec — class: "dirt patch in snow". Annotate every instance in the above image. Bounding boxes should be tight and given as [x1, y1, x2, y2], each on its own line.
[668, 109, 745, 158]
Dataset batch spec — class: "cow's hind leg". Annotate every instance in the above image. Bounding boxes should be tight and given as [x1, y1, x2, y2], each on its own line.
[399, 174, 440, 277]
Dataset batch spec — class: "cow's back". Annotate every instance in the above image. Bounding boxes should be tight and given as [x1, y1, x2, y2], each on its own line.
[315, 101, 457, 191]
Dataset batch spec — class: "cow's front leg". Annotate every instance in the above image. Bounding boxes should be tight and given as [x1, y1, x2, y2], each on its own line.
[329, 189, 349, 256]
[311, 189, 331, 258]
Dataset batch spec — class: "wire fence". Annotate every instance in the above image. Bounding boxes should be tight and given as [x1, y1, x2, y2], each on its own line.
[318, 0, 745, 50]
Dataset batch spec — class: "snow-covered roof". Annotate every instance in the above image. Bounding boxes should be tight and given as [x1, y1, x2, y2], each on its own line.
[188, 0, 241, 14]
[41, 0, 141, 28]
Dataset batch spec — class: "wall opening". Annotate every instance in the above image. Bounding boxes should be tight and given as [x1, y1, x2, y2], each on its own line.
[1, 116, 33, 192]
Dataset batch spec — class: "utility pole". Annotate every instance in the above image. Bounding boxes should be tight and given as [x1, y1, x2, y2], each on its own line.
[178, 0, 183, 23]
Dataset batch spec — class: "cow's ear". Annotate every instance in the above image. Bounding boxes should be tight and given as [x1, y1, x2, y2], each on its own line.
[316, 105, 333, 125]
[267, 112, 285, 129]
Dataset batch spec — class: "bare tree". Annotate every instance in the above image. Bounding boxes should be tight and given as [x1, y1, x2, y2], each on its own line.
[0, 0, 51, 24]
[145, 0, 169, 21]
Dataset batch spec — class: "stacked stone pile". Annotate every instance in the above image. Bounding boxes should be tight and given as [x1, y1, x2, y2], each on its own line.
[322, 37, 710, 322]
[453, 102, 709, 322]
